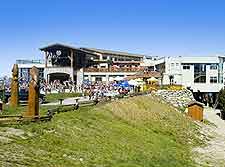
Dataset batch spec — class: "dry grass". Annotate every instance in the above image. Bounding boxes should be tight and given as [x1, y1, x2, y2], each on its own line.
[97, 96, 198, 145]
[0, 96, 200, 167]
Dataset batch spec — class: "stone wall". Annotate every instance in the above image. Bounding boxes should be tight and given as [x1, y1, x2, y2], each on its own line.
[154, 89, 195, 108]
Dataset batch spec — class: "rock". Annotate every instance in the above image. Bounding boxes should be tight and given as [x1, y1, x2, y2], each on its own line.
[154, 89, 194, 108]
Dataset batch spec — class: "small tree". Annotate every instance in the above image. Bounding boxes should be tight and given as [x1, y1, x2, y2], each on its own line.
[217, 88, 225, 119]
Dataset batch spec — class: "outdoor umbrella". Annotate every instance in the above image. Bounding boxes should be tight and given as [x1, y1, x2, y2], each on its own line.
[147, 77, 158, 82]
[128, 80, 139, 86]
[120, 81, 129, 87]
[115, 76, 124, 81]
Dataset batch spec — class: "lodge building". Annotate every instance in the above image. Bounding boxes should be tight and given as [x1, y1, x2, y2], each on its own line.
[16, 43, 225, 95]
[18, 43, 155, 84]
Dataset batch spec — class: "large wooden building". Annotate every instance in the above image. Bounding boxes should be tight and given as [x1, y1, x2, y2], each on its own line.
[39, 43, 147, 85]
[40, 43, 99, 85]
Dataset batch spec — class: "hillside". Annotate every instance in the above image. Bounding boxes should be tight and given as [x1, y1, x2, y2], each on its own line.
[0, 96, 200, 167]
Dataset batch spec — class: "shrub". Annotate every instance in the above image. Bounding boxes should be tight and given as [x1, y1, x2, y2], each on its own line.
[217, 89, 225, 119]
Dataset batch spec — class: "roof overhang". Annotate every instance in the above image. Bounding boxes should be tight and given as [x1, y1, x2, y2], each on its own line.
[81, 47, 145, 58]
[40, 43, 99, 56]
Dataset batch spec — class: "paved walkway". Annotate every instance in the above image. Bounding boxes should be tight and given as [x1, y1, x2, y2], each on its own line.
[42, 96, 90, 106]
[194, 107, 225, 167]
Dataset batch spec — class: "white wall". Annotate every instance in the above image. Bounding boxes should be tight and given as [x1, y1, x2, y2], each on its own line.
[181, 65, 194, 86]
[162, 56, 224, 92]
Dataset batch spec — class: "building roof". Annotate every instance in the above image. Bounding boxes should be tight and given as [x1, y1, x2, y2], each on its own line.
[188, 101, 204, 107]
[124, 71, 162, 80]
[81, 48, 145, 58]
[40, 43, 79, 51]
[39, 43, 99, 56]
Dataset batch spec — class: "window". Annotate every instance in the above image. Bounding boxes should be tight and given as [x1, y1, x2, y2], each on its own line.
[95, 76, 102, 82]
[210, 76, 217, 83]
[194, 64, 206, 83]
[176, 63, 179, 66]
[171, 63, 174, 67]
[183, 65, 190, 70]
[100, 65, 106, 68]
[210, 64, 218, 70]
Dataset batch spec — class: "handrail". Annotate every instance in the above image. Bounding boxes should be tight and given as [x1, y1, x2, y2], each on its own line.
[84, 67, 144, 72]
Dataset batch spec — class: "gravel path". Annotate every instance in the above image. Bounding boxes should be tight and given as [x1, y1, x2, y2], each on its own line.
[42, 96, 90, 106]
[194, 107, 225, 167]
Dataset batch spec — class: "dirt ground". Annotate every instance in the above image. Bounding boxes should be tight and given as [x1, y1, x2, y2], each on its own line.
[193, 107, 225, 167]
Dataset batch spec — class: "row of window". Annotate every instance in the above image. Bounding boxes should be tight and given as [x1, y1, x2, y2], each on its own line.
[103, 56, 140, 62]
[192, 76, 218, 83]
[171, 63, 179, 67]
[180, 64, 218, 70]
[170, 76, 218, 84]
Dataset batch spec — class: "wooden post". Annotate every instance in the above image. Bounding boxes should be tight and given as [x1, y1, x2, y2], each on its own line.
[23, 66, 40, 118]
[10, 64, 19, 108]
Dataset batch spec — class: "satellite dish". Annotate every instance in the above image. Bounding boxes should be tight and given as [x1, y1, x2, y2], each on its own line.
[56, 50, 62, 56]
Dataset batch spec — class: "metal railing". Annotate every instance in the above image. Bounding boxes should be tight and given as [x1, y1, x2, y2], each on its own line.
[84, 67, 144, 72]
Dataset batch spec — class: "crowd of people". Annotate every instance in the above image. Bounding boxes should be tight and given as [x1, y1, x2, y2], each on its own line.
[3, 77, 133, 100]
[2, 76, 219, 107]
[39, 78, 133, 99]
[83, 82, 130, 100]
[194, 90, 216, 107]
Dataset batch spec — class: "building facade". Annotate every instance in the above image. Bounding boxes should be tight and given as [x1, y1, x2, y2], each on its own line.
[81, 47, 145, 83]
[162, 56, 225, 93]
[39, 43, 146, 85]
[15, 43, 225, 94]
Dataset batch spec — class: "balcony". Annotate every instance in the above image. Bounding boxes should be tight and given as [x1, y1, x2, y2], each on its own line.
[84, 67, 144, 72]
[16, 59, 44, 64]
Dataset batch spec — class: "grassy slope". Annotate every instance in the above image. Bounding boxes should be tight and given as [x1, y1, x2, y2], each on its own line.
[0, 96, 200, 167]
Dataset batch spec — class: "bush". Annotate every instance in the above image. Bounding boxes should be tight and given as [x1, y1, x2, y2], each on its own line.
[217, 89, 225, 119]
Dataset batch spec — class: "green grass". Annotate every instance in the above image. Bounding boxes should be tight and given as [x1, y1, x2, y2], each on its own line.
[0, 96, 201, 167]
[46, 92, 82, 102]
[1, 105, 57, 116]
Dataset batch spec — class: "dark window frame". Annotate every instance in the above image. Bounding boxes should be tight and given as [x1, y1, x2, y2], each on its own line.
[183, 65, 190, 70]
[210, 76, 218, 83]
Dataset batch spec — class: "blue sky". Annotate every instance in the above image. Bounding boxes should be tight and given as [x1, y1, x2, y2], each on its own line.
[1, 0, 225, 75]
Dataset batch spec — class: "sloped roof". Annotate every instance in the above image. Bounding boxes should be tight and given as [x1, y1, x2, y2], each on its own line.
[81, 48, 145, 58]
[40, 43, 79, 51]
[124, 71, 162, 80]
[39, 43, 99, 56]
[188, 101, 204, 107]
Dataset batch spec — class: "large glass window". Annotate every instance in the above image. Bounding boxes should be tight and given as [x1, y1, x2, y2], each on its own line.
[194, 64, 206, 83]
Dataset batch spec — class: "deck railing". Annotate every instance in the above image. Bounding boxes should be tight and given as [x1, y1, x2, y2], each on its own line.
[84, 67, 144, 72]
